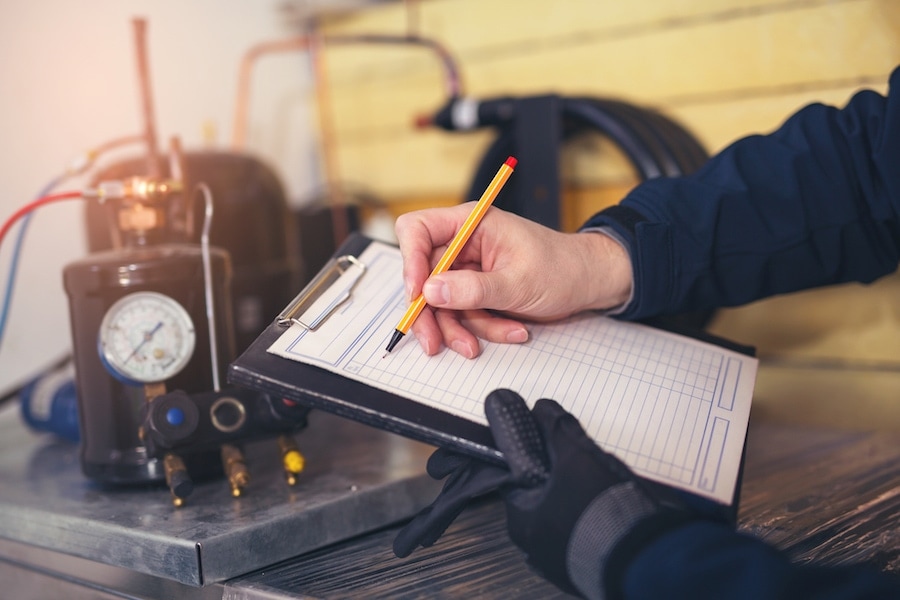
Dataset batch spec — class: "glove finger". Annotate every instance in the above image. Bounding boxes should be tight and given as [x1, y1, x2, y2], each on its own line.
[532, 398, 634, 481]
[533, 397, 608, 453]
[426, 447, 470, 479]
[393, 503, 453, 558]
[531, 398, 583, 436]
[393, 460, 511, 558]
[485, 389, 549, 485]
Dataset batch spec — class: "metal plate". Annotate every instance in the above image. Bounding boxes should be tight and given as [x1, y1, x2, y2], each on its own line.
[0, 403, 439, 586]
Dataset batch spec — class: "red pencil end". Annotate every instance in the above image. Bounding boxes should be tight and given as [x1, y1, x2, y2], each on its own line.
[504, 156, 518, 168]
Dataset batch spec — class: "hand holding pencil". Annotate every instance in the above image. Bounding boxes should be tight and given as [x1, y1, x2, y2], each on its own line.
[390, 158, 636, 359]
[385, 156, 518, 356]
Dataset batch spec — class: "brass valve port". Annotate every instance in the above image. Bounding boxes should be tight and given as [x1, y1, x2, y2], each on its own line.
[221, 443, 250, 497]
[163, 452, 193, 507]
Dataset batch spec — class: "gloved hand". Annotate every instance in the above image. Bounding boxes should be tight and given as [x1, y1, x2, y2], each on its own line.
[392, 389, 549, 558]
[394, 389, 697, 599]
[392, 446, 509, 557]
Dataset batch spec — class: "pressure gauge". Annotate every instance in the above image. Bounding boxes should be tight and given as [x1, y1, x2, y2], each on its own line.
[98, 291, 196, 384]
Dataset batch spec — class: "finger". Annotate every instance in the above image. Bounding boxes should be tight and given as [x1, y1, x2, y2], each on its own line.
[531, 398, 575, 428]
[422, 270, 485, 309]
[396, 220, 435, 302]
[426, 447, 471, 479]
[531, 398, 592, 447]
[393, 460, 510, 557]
[532, 399, 633, 479]
[395, 205, 479, 301]
[393, 502, 459, 558]
[434, 308, 480, 359]
[409, 309, 443, 356]
[485, 390, 549, 484]
[460, 310, 529, 345]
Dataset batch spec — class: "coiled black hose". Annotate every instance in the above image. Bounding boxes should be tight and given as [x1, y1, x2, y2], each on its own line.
[428, 94, 708, 215]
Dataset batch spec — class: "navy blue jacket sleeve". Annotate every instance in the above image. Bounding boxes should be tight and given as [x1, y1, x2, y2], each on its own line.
[578, 70, 900, 599]
[584, 68, 900, 320]
[616, 521, 900, 600]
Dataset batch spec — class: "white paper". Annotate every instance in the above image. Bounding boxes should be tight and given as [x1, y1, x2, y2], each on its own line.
[268, 241, 757, 504]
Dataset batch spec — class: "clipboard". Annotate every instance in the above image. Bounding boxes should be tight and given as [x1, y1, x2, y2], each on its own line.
[228, 232, 756, 522]
[229, 233, 501, 461]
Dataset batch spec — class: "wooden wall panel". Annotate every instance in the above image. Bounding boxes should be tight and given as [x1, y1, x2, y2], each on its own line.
[306, 0, 900, 383]
[315, 0, 900, 216]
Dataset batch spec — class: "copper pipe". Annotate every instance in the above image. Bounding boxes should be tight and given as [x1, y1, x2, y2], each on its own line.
[231, 33, 463, 149]
[132, 18, 162, 178]
[232, 36, 310, 149]
[231, 30, 463, 245]
[405, 0, 421, 36]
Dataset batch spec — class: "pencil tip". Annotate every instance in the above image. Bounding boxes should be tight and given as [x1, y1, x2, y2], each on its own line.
[385, 330, 404, 355]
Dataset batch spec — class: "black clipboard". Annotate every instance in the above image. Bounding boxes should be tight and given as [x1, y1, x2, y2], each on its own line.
[227, 232, 753, 523]
[228, 233, 502, 463]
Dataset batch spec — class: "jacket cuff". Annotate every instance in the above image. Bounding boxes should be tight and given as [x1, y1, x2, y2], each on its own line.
[582, 201, 675, 320]
[602, 511, 699, 600]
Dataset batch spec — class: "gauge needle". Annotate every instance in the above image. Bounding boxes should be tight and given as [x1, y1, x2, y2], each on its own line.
[124, 321, 163, 364]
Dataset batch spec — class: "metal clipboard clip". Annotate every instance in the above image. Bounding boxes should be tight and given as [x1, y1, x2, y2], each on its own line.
[276, 254, 366, 331]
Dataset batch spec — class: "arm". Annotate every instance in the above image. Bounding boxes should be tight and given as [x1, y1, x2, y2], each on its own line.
[393, 391, 900, 600]
[616, 521, 900, 600]
[396, 69, 900, 355]
[587, 68, 900, 320]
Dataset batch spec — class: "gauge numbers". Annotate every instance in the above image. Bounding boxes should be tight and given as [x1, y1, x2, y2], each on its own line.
[98, 291, 196, 384]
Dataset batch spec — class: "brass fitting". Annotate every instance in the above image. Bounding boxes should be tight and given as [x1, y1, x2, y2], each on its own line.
[221, 443, 250, 497]
[163, 452, 193, 507]
[86, 177, 183, 201]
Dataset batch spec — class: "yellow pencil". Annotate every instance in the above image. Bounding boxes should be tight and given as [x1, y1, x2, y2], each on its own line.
[384, 155, 518, 355]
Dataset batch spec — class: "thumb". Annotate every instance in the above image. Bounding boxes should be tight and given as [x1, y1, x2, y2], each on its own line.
[423, 270, 506, 311]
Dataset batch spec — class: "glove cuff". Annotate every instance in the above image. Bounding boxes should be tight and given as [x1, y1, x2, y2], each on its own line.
[566, 480, 656, 600]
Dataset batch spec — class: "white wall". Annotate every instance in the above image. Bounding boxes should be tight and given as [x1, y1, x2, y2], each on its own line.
[0, 0, 320, 393]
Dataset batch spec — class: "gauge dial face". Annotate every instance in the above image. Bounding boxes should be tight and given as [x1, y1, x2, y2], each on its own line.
[98, 291, 196, 384]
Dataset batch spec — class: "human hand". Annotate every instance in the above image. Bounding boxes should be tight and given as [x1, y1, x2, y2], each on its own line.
[394, 205, 633, 358]
[391, 390, 548, 559]
[392, 389, 695, 599]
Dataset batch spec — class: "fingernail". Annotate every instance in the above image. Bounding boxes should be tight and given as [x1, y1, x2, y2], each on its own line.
[450, 340, 476, 359]
[506, 328, 528, 343]
[405, 281, 415, 303]
[423, 279, 450, 306]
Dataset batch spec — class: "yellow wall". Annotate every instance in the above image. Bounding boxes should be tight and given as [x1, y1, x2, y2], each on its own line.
[316, 0, 899, 227]
[312, 1, 900, 432]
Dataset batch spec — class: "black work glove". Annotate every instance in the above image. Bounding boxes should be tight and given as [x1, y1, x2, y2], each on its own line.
[392, 390, 549, 558]
[394, 389, 696, 599]
[494, 391, 694, 598]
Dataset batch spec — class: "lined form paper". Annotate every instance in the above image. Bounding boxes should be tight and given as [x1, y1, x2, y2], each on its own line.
[268, 241, 757, 504]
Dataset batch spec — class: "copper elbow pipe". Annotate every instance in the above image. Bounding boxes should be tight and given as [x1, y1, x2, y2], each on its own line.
[231, 33, 463, 148]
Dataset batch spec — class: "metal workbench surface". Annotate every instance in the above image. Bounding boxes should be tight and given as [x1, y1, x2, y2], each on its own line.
[1, 381, 899, 599]
[0, 401, 439, 587]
